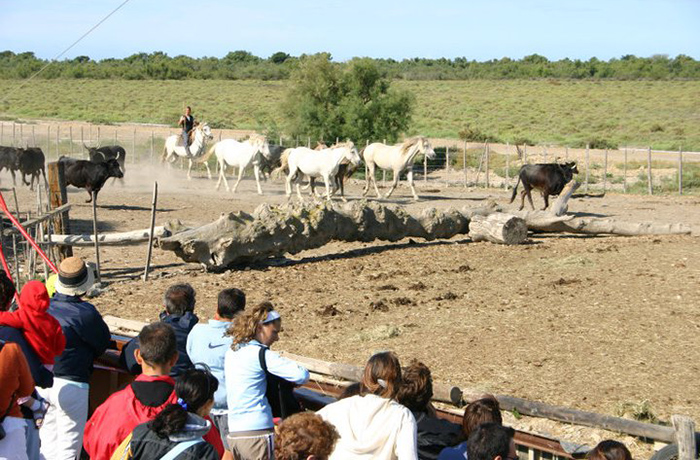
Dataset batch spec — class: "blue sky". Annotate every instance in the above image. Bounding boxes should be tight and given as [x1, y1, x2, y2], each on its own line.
[1, 0, 698, 62]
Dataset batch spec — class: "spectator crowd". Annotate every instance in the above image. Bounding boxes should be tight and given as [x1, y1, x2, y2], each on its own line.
[0, 256, 637, 460]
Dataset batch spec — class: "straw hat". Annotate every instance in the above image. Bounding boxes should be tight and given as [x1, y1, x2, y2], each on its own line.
[55, 257, 95, 296]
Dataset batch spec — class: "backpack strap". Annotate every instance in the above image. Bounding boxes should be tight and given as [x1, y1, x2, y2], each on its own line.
[258, 346, 268, 373]
[159, 438, 204, 460]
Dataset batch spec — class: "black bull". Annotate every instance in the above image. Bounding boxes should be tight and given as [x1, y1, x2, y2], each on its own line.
[510, 162, 579, 210]
[59, 157, 124, 203]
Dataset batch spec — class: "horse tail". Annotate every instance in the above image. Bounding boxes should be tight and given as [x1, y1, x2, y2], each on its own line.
[272, 148, 292, 180]
[198, 142, 217, 164]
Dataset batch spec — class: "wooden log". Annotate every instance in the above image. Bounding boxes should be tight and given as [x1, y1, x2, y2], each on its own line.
[45, 226, 169, 246]
[103, 315, 144, 337]
[517, 212, 693, 236]
[549, 180, 581, 217]
[671, 415, 697, 460]
[460, 389, 678, 443]
[468, 213, 528, 245]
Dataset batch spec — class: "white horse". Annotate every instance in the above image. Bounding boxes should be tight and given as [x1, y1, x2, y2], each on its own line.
[362, 136, 435, 200]
[282, 142, 361, 200]
[162, 123, 214, 180]
[212, 135, 271, 195]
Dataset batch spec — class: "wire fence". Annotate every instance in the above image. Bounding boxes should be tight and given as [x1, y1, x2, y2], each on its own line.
[2, 121, 699, 196]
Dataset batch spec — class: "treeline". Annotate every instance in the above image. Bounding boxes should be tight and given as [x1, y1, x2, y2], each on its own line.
[1, 50, 699, 80]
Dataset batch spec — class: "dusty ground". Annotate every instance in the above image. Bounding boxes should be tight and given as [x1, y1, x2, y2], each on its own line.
[6, 162, 700, 456]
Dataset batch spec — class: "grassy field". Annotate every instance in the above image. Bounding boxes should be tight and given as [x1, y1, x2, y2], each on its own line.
[0, 79, 698, 150]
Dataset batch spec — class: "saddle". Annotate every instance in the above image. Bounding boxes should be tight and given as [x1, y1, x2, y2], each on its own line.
[177, 129, 197, 147]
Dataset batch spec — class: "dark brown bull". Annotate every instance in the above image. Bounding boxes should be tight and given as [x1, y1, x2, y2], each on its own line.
[16, 147, 47, 191]
[510, 162, 578, 210]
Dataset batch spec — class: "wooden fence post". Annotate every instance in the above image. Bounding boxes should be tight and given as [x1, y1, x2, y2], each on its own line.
[423, 151, 428, 184]
[143, 182, 158, 282]
[603, 149, 608, 192]
[46, 125, 50, 154]
[445, 146, 450, 187]
[47, 162, 72, 259]
[12, 122, 16, 147]
[114, 128, 118, 146]
[463, 140, 467, 188]
[32, 125, 36, 147]
[647, 146, 653, 195]
[91, 192, 101, 284]
[484, 143, 490, 188]
[671, 415, 696, 460]
[97, 126, 101, 145]
[505, 142, 510, 190]
[19, 124, 23, 146]
[678, 148, 683, 195]
[585, 143, 590, 193]
[623, 148, 628, 194]
[80, 126, 84, 157]
[69, 127, 74, 156]
[56, 126, 60, 159]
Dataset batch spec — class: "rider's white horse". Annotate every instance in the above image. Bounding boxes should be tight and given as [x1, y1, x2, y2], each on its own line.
[162, 123, 214, 180]
[362, 136, 435, 200]
[282, 142, 361, 200]
[212, 135, 271, 195]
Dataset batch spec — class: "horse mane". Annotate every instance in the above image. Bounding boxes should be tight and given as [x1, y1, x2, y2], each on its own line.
[399, 137, 423, 156]
[332, 141, 355, 150]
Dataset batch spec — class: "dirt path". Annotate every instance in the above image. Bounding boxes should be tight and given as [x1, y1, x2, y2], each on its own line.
[6, 163, 699, 455]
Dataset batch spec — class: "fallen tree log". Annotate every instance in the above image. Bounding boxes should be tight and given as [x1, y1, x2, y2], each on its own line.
[158, 201, 493, 271]
[45, 226, 170, 246]
[469, 213, 528, 244]
[157, 201, 695, 271]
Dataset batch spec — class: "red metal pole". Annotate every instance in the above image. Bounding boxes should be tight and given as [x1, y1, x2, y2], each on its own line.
[0, 191, 58, 274]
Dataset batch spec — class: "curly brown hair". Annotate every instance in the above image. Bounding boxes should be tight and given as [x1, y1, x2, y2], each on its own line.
[462, 396, 502, 438]
[397, 360, 433, 412]
[587, 440, 633, 460]
[227, 301, 274, 348]
[359, 351, 402, 400]
[275, 412, 339, 460]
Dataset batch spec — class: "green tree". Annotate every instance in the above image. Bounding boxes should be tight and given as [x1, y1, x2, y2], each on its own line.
[282, 54, 414, 142]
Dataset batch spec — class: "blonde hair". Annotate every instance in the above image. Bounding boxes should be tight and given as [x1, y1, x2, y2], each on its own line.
[227, 301, 275, 347]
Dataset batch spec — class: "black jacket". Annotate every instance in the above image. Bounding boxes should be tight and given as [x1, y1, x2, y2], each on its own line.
[48, 293, 111, 383]
[127, 413, 218, 460]
[413, 410, 464, 460]
[121, 312, 199, 377]
[0, 325, 53, 389]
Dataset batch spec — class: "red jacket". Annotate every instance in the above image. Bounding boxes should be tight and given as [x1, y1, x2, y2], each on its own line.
[83, 374, 224, 460]
[0, 280, 65, 365]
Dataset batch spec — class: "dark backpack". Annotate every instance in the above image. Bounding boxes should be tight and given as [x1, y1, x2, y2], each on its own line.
[258, 347, 302, 419]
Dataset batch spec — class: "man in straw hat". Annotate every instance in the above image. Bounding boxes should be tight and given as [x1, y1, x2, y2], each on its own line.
[37, 256, 111, 460]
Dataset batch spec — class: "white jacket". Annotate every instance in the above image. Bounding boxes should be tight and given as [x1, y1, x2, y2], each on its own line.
[317, 394, 418, 460]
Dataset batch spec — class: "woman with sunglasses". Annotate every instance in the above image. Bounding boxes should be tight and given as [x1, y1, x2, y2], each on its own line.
[111, 366, 222, 460]
[224, 302, 309, 460]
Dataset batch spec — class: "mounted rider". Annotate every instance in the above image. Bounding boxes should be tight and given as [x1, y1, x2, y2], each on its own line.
[178, 106, 195, 156]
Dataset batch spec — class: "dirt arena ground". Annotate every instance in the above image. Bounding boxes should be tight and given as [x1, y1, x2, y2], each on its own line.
[7, 161, 699, 456]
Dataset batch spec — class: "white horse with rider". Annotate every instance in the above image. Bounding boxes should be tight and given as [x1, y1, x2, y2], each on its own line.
[277, 141, 361, 201]
[362, 136, 435, 200]
[162, 122, 214, 179]
[209, 134, 272, 195]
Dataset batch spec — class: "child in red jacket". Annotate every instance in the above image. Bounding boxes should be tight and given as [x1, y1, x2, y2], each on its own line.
[0, 280, 66, 367]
